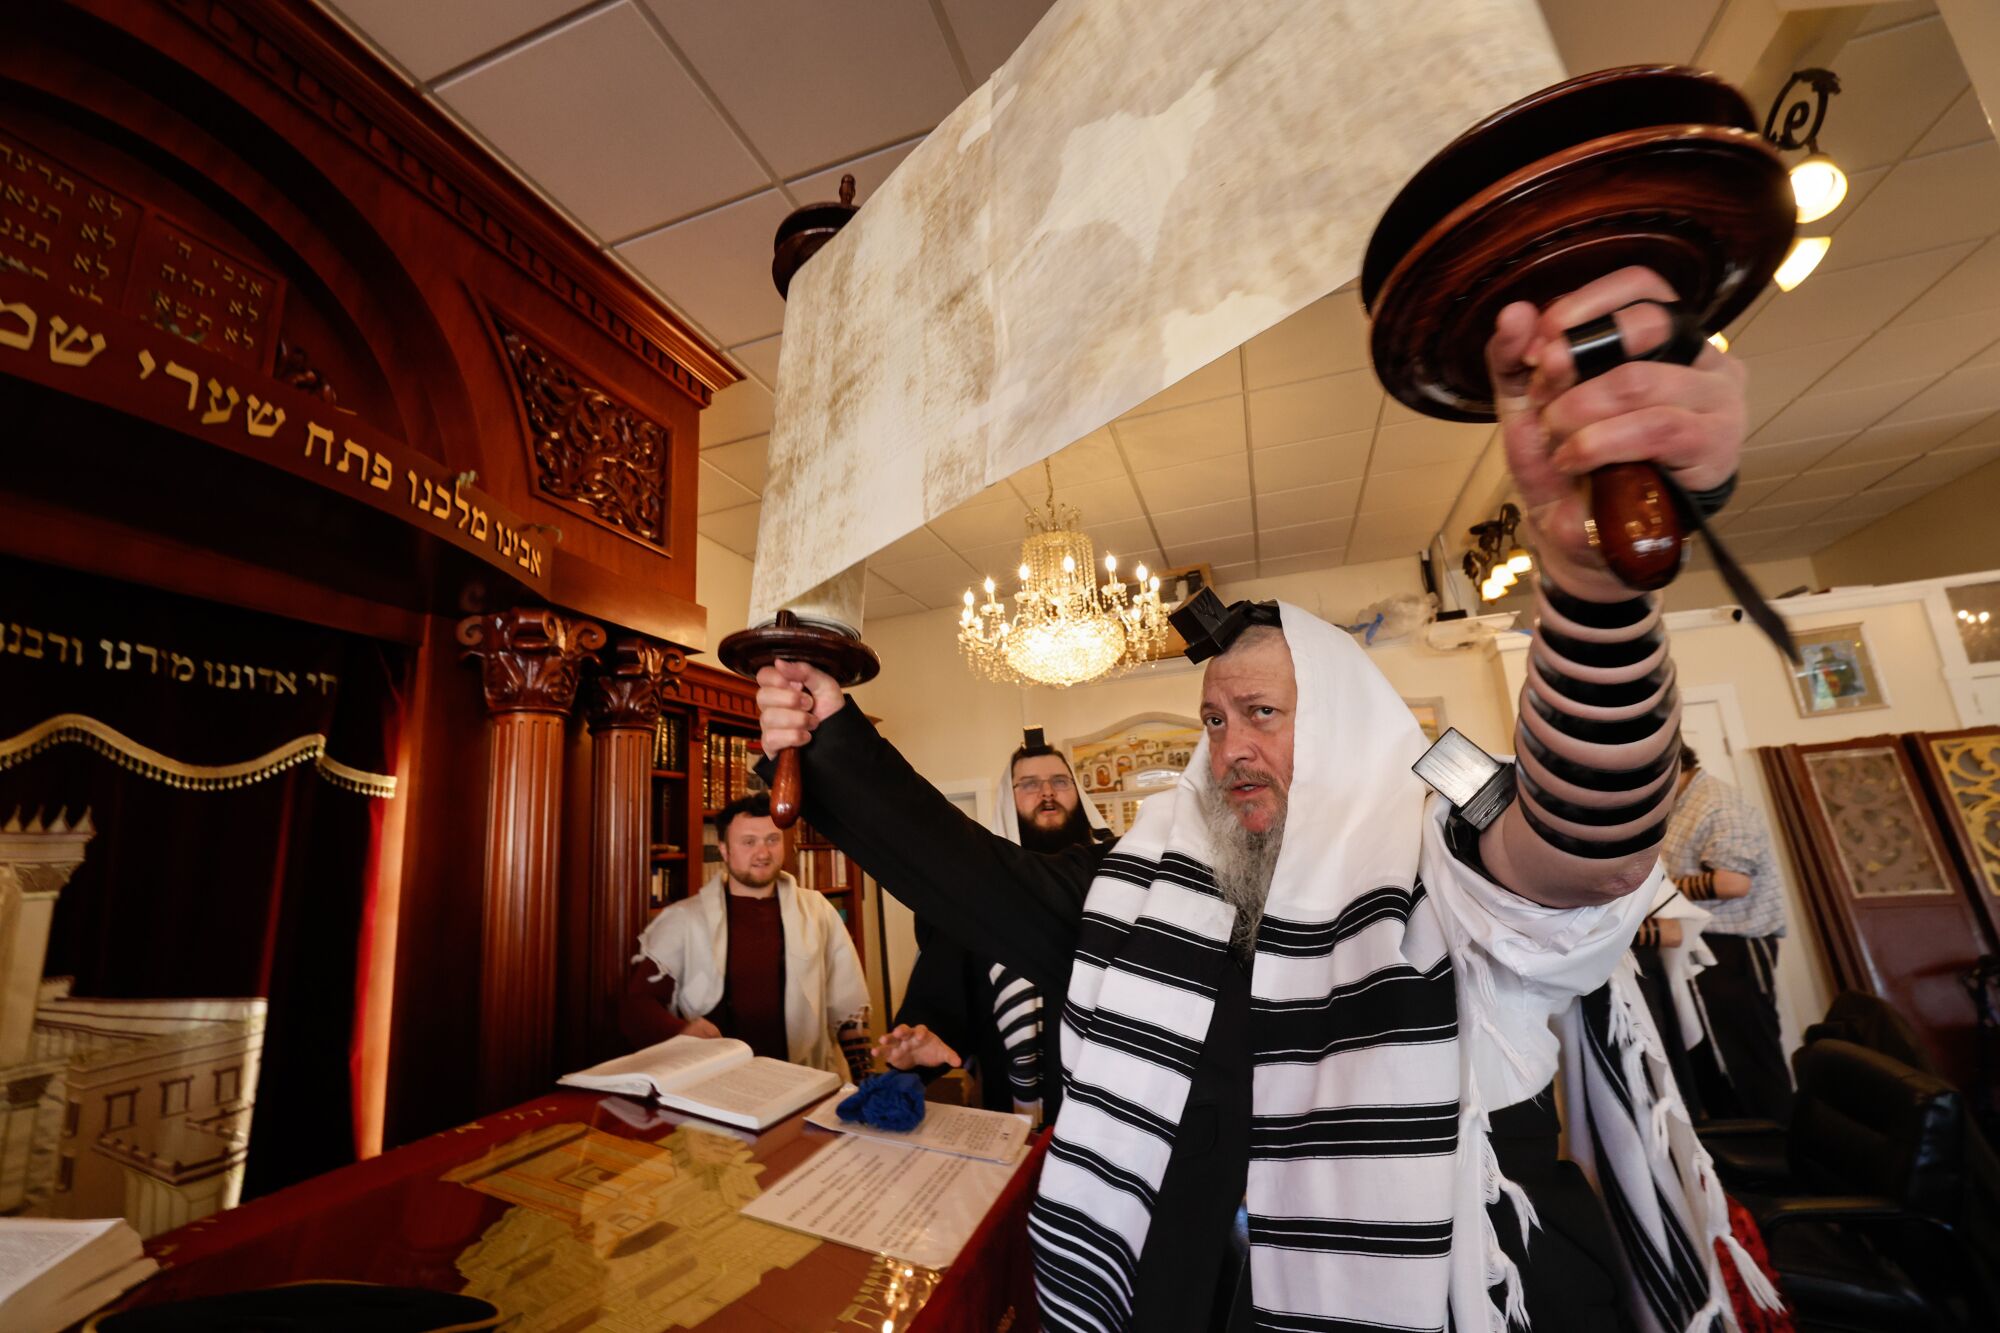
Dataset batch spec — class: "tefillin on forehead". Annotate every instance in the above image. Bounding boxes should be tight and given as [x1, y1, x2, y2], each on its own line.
[1169, 588, 1282, 664]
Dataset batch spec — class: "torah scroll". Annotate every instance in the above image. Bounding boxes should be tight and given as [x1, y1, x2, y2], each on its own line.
[749, 0, 1564, 625]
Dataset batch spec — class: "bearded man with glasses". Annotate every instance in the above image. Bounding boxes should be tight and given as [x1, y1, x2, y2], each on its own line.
[874, 729, 1111, 1120]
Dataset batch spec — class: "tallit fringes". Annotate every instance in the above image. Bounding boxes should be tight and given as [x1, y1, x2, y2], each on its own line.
[1717, 1231, 1785, 1314]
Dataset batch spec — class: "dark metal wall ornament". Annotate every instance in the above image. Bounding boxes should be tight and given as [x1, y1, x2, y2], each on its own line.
[494, 315, 673, 550]
[1763, 68, 1842, 154]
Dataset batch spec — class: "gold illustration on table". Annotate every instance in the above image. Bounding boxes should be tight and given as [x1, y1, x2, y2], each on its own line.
[444, 1123, 819, 1332]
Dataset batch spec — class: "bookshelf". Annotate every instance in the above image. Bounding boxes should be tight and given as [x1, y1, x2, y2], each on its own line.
[646, 662, 866, 964]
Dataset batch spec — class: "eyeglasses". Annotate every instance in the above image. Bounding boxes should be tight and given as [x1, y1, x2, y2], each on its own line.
[1013, 775, 1075, 795]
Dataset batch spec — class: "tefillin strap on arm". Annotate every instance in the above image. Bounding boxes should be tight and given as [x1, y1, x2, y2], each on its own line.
[1169, 587, 1282, 663]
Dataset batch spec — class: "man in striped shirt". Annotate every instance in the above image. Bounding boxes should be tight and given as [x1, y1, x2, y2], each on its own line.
[758, 269, 1746, 1330]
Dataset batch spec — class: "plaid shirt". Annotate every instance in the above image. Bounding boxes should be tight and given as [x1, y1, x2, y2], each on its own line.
[1662, 770, 1788, 938]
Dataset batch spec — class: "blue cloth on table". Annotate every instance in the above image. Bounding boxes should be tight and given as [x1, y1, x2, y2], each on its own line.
[837, 1071, 927, 1131]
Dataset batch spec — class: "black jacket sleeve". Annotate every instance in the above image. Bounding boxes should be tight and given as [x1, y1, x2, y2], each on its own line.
[771, 699, 1100, 996]
[890, 928, 980, 1084]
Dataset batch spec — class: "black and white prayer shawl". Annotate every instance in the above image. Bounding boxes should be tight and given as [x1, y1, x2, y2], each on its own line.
[990, 754, 1113, 1121]
[1030, 603, 1775, 1333]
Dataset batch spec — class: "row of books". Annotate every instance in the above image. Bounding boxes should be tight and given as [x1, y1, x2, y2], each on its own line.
[647, 864, 683, 911]
[701, 729, 762, 810]
[793, 846, 853, 893]
[651, 711, 686, 770]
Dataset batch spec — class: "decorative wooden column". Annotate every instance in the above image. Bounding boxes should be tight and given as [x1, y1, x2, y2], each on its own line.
[458, 608, 605, 1108]
[584, 637, 684, 1058]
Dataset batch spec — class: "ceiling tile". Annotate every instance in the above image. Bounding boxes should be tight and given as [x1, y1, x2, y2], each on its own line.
[865, 592, 928, 619]
[702, 433, 769, 493]
[698, 500, 762, 554]
[1152, 499, 1252, 549]
[1369, 417, 1493, 471]
[1120, 352, 1243, 419]
[1035, 429, 1129, 488]
[1112, 398, 1245, 469]
[1350, 501, 1447, 546]
[871, 550, 978, 600]
[1731, 243, 1975, 355]
[1818, 481, 1933, 522]
[1537, 0, 1722, 73]
[1815, 17, 1968, 172]
[1252, 431, 1374, 492]
[1739, 336, 1869, 433]
[1357, 460, 1466, 514]
[1766, 458, 1911, 504]
[1258, 481, 1362, 529]
[1822, 142, 2000, 273]
[436, 4, 765, 239]
[1259, 518, 1353, 559]
[1344, 533, 1432, 566]
[1853, 2, 1939, 38]
[1880, 438, 2000, 487]
[1896, 236, 2000, 324]
[1737, 434, 1847, 481]
[1054, 474, 1147, 524]
[1730, 497, 1833, 535]
[866, 569, 907, 597]
[1825, 309, 2000, 392]
[1878, 359, 2000, 425]
[331, 0, 583, 81]
[698, 459, 757, 513]
[938, 0, 1056, 82]
[1173, 533, 1258, 570]
[1911, 86, 1994, 156]
[1257, 548, 1348, 578]
[789, 136, 926, 203]
[1241, 289, 1369, 390]
[699, 378, 774, 447]
[1814, 410, 1989, 468]
[730, 334, 784, 386]
[1245, 371, 1380, 448]
[875, 526, 953, 564]
[644, 0, 965, 178]
[617, 190, 792, 346]
[1207, 559, 1260, 589]
[1751, 373, 1936, 445]
[1133, 455, 1250, 512]
[1730, 477, 1789, 509]
[927, 498, 1030, 551]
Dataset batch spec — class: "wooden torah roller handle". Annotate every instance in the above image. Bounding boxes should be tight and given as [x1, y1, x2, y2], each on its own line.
[717, 610, 881, 828]
[1362, 65, 1796, 589]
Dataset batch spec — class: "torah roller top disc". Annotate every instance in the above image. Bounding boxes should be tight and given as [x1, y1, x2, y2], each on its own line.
[1363, 65, 1796, 424]
[1362, 66, 1795, 590]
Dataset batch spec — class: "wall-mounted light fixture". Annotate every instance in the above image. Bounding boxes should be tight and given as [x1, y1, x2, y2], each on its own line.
[1461, 503, 1531, 603]
[1764, 68, 1845, 289]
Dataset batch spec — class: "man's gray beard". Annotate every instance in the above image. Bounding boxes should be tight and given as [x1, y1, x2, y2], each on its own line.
[1201, 783, 1285, 964]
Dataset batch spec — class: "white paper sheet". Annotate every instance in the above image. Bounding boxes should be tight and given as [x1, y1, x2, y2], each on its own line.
[736, 1133, 1020, 1269]
[806, 1089, 1031, 1163]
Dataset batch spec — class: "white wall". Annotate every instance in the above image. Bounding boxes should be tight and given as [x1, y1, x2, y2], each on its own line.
[693, 536, 755, 656]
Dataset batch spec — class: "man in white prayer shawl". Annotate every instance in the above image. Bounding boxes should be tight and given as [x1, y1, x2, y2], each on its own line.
[757, 269, 1777, 1331]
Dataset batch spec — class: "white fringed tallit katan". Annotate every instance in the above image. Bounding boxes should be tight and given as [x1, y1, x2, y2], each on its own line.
[1034, 604, 1764, 1331]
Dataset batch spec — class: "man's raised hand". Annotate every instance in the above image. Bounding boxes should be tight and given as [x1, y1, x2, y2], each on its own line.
[1485, 265, 1747, 599]
[755, 659, 845, 757]
[874, 1023, 961, 1071]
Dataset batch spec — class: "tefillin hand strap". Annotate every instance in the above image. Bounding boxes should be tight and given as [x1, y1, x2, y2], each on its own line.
[1169, 587, 1283, 664]
[1564, 299, 1798, 664]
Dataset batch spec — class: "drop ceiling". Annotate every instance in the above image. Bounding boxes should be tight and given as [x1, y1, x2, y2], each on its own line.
[318, 0, 1998, 619]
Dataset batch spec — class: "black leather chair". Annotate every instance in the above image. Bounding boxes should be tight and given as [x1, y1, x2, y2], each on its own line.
[1732, 1039, 1983, 1331]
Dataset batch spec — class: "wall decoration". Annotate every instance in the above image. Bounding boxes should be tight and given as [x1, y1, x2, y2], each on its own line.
[1067, 713, 1201, 834]
[1786, 623, 1887, 717]
[1404, 698, 1447, 743]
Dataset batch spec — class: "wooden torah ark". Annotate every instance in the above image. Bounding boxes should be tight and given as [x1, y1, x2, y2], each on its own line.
[1362, 65, 1797, 589]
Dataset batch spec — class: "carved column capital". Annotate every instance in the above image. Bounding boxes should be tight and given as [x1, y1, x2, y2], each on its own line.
[458, 608, 607, 716]
[585, 636, 686, 732]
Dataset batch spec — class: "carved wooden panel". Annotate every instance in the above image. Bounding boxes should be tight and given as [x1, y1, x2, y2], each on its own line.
[494, 314, 672, 550]
[1801, 746, 1954, 897]
[1925, 733, 2000, 897]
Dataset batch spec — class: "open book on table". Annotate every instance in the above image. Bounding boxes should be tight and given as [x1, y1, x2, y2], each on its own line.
[0, 1216, 158, 1333]
[559, 1034, 839, 1131]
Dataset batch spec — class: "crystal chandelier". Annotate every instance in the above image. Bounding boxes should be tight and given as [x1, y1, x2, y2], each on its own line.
[959, 464, 1170, 688]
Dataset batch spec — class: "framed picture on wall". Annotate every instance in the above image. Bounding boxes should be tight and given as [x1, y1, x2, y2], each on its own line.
[1787, 623, 1889, 718]
[1403, 698, 1447, 742]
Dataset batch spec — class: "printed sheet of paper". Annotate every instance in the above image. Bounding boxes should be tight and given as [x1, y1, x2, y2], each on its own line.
[806, 1090, 1031, 1164]
[750, 0, 1564, 620]
[737, 1133, 1018, 1269]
